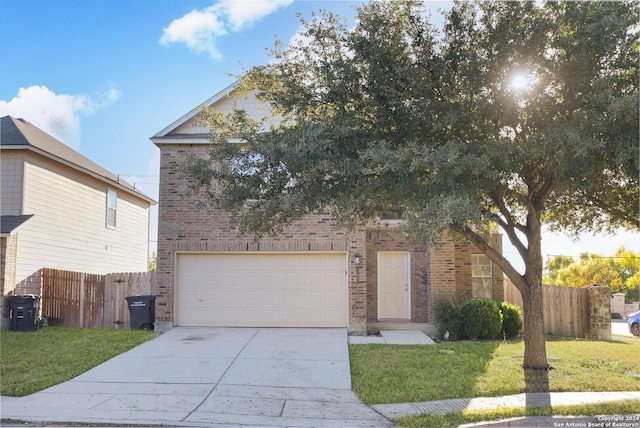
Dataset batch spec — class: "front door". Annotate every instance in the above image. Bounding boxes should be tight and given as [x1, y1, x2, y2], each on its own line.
[378, 252, 410, 319]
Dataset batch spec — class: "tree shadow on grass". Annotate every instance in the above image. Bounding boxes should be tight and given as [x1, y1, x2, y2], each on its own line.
[350, 341, 503, 404]
[524, 367, 551, 412]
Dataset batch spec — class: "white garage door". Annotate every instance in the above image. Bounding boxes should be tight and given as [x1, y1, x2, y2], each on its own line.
[176, 252, 347, 327]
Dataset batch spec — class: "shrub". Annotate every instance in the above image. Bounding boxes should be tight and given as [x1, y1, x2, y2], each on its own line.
[612, 312, 622, 320]
[459, 298, 502, 340]
[497, 301, 523, 339]
[435, 296, 465, 340]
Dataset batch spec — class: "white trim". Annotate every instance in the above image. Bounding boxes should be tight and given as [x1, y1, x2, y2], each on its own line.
[472, 253, 494, 299]
[152, 80, 241, 138]
[150, 136, 244, 146]
[106, 188, 117, 229]
[0, 218, 33, 238]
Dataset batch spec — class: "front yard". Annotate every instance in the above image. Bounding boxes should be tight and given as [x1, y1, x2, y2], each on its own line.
[0, 327, 156, 397]
[2, 327, 638, 427]
[350, 336, 640, 426]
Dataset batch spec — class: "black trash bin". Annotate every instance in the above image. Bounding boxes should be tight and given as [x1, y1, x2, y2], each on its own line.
[125, 295, 156, 330]
[9, 295, 40, 332]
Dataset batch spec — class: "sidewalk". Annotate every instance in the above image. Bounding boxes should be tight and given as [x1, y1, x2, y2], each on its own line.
[373, 391, 640, 419]
[3, 390, 639, 427]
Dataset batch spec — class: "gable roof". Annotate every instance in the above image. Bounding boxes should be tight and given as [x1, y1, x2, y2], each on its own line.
[151, 80, 241, 140]
[0, 116, 155, 205]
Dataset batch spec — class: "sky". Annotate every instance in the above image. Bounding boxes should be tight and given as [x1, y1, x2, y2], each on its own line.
[1, 0, 638, 274]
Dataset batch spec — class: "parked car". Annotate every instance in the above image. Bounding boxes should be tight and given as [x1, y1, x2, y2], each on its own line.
[627, 311, 640, 337]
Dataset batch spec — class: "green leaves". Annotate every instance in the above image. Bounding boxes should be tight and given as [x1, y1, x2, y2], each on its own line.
[181, 0, 638, 248]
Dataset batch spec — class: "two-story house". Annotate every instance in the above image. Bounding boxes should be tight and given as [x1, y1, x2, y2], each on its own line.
[0, 116, 156, 326]
[151, 82, 503, 334]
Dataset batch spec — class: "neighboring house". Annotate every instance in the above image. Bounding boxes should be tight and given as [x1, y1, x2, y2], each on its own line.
[0, 116, 156, 325]
[151, 82, 504, 333]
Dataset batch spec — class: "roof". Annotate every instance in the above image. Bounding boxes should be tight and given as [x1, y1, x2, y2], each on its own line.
[0, 116, 156, 205]
[0, 215, 34, 237]
[151, 80, 241, 140]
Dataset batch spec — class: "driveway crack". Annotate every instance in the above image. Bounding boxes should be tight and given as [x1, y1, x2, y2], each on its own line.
[181, 328, 261, 422]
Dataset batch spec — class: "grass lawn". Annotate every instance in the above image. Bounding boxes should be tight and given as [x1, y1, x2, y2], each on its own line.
[350, 336, 640, 426]
[0, 326, 157, 397]
[397, 401, 640, 428]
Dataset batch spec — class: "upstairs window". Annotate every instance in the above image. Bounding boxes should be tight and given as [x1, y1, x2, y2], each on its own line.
[106, 189, 117, 228]
[472, 254, 493, 299]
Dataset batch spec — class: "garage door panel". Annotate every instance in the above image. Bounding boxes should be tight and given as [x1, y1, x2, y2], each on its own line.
[176, 253, 347, 327]
[325, 291, 344, 306]
[282, 291, 304, 306]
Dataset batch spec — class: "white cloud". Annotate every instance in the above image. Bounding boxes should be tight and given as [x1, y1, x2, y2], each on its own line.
[223, 0, 293, 31]
[160, 0, 293, 59]
[160, 7, 227, 59]
[0, 85, 121, 149]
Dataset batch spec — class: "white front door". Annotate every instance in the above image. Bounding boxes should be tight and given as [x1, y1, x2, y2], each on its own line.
[377, 252, 410, 319]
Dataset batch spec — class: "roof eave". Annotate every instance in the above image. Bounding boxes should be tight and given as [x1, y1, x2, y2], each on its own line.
[1, 145, 157, 206]
[0, 215, 34, 237]
[151, 80, 241, 139]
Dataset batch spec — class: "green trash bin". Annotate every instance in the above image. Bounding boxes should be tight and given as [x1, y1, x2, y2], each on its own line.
[9, 295, 40, 332]
[125, 295, 156, 330]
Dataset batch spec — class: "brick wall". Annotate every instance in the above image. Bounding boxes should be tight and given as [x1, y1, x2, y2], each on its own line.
[155, 143, 368, 329]
[454, 233, 504, 301]
[155, 141, 505, 329]
[427, 236, 457, 322]
[425, 233, 504, 323]
[364, 226, 430, 322]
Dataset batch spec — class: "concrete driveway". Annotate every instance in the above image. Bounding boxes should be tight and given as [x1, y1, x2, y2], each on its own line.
[0, 328, 392, 427]
[612, 319, 635, 338]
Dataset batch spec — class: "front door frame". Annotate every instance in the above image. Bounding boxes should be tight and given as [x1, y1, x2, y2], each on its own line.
[377, 251, 411, 320]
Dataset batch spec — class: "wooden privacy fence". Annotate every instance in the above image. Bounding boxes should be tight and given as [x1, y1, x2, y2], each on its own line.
[41, 268, 155, 329]
[503, 280, 611, 339]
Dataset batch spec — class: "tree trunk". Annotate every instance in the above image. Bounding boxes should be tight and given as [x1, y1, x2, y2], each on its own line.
[521, 279, 549, 370]
[520, 208, 550, 374]
[452, 202, 551, 373]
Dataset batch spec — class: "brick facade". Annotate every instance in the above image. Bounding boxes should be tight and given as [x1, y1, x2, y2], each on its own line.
[155, 142, 505, 331]
[156, 143, 371, 330]
[152, 85, 505, 332]
[364, 226, 430, 323]
[453, 234, 504, 301]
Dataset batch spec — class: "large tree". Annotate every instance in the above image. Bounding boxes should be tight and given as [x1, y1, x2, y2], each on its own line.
[183, 1, 639, 373]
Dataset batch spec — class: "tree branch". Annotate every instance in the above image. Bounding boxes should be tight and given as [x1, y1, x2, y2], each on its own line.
[449, 224, 527, 291]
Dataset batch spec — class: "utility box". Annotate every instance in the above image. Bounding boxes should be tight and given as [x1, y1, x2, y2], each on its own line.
[125, 295, 156, 330]
[9, 295, 40, 332]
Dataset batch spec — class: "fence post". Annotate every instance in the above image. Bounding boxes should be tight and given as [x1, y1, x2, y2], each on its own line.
[79, 273, 85, 327]
[588, 286, 611, 340]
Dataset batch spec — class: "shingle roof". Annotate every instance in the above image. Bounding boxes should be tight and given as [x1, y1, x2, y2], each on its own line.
[0, 116, 155, 204]
[0, 215, 34, 236]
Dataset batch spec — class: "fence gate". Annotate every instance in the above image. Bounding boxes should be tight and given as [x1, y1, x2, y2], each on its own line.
[41, 268, 155, 329]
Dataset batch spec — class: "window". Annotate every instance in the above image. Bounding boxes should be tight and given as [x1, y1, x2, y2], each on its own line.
[106, 189, 117, 228]
[472, 254, 493, 298]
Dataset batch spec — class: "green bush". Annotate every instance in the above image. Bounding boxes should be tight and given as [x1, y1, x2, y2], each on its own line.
[612, 312, 622, 320]
[497, 301, 523, 339]
[435, 296, 464, 340]
[459, 298, 502, 340]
